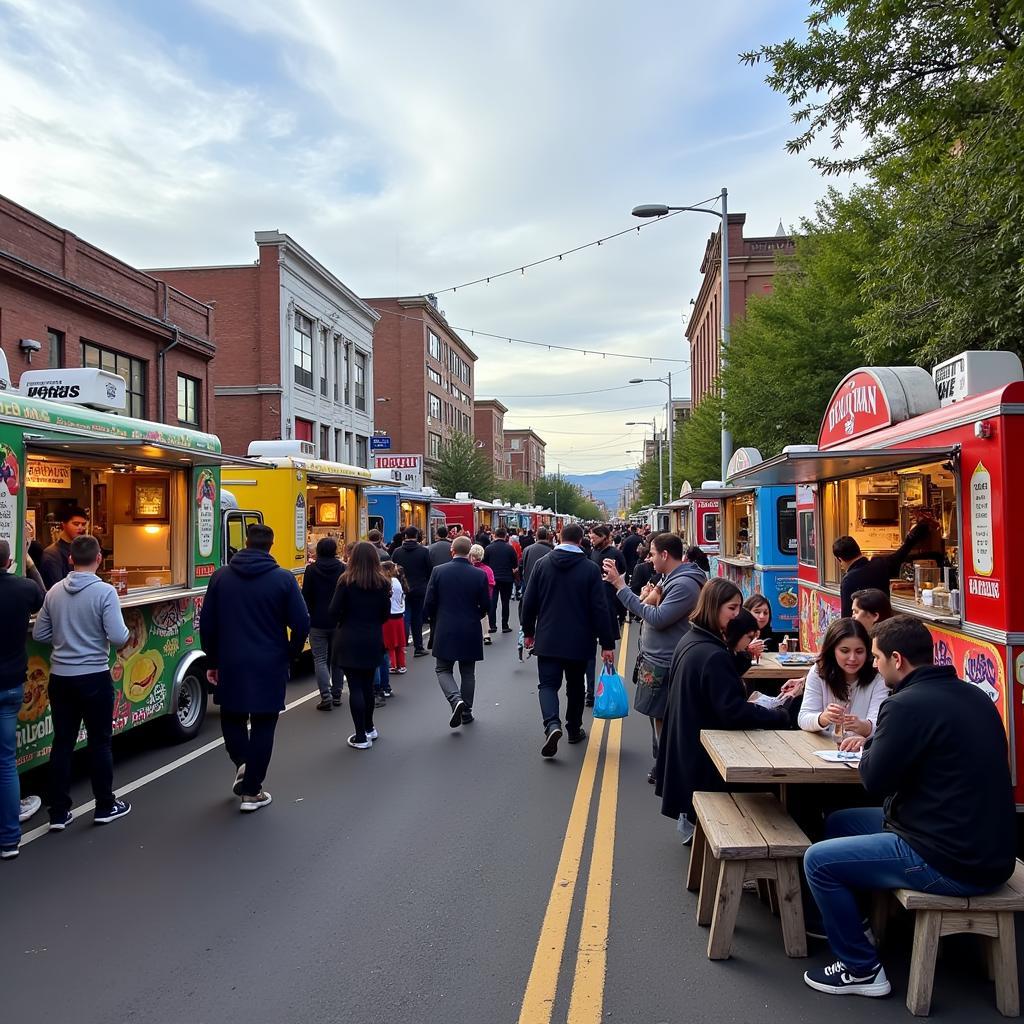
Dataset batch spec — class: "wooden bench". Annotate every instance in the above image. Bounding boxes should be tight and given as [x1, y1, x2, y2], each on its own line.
[873, 860, 1024, 1016]
[687, 791, 811, 960]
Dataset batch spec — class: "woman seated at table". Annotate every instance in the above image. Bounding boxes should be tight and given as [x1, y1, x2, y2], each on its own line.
[728, 607, 762, 676]
[655, 579, 791, 845]
[743, 593, 775, 654]
[850, 588, 893, 631]
[796, 618, 887, 751]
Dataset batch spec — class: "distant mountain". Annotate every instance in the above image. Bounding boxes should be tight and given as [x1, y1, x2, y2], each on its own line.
[563, 469, 636, 512]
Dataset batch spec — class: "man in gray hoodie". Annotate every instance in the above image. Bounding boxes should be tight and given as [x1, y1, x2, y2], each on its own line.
[33, 534, 131, 830]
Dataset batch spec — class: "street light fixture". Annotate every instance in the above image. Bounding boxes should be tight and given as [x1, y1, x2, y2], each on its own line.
[628, 374, 674, 499]
[632, 188, 732, 480]
[626, 419, 662, 506]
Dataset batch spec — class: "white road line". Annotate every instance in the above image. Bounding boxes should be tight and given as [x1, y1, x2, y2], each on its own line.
[20, 687, 322, 846]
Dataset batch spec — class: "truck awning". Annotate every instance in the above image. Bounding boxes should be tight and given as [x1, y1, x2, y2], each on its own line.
[25, 436, 265, 469]
[677, 487, 754, 501]
[727, 446, 959, 486]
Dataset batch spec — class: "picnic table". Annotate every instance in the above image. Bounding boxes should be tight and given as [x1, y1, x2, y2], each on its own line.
[745, 651, 815, 681]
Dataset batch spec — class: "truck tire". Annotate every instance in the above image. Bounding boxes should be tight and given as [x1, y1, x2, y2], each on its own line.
[163, 664, 207, 742]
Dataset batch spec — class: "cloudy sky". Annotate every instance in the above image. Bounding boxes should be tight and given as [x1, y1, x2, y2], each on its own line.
[0, 0, 838, 478]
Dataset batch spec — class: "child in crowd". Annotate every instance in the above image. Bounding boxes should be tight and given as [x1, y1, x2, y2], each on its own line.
[383, 561, 408, 676]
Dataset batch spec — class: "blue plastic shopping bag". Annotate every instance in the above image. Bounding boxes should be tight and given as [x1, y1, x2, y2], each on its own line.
[593, 664, 629, 720]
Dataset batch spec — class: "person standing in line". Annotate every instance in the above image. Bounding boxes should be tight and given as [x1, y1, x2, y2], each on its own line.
[474, 526, 491, 550]
[621, 525, 643, 582]
[602, 532, 706, 783]
[367, 529, 390, 560]
[33, 534, 132, 829]
[0, 539, 44, 858]
[329, 542, 392, 750]
[201, 524, 309, 811]
[392, 526, 433, 657]
[468, 544, 495, 645]
[423, 536, 491, 729]
[302, 537, 345, 711]
[521, 523, 616, 759]
[382, 560, 408, 676]
[428, 524, 454, 568]
[483, 527, 518, 634]
[509, 530, 524, 600]
[520, 526, 553, 590]
[520, 530, 535, 552]
[585, 525, 625, 706]
[38, 506, 89, 589]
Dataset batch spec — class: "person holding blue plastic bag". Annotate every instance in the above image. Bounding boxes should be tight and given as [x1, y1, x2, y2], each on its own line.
[521, 524, 616, 759]
[593, 663, 629, 719]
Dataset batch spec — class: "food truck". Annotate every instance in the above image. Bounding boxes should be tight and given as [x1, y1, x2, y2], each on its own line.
[664, 482, 722, 555]
[727, 351, 1024, 804]
[0, 360, 258, 773]
[222, 441, 371, 568]
[367, 485, 442, 541]
[433, 495, 500, 537]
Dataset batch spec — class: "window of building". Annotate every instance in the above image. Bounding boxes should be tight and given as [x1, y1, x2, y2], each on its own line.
[429, 431, 442, 460]
[354, 351, 366, 411]
[428, 393, 442, 421]
[81, 342, 146, 418]
[176, 374, 200, 426]
[295, 417, 314, 443]
[319, 327, 328, 397]
[320, 424, 331, 460]
[46, 328, 64, 369]
[427, 366, 442, 386]
[293, 312, 314, 390]
[334, 337, 344, 402]
[355, 435, 368, 468]
[428, 330, 441, 361]
[777, 496, 798, 557]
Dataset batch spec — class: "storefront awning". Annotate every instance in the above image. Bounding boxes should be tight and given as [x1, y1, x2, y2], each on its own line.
[25, 436, 265, 469]
[727, 446, 959, 486]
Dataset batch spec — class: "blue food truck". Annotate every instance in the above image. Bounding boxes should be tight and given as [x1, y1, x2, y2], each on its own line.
[367, 485, 445, 542]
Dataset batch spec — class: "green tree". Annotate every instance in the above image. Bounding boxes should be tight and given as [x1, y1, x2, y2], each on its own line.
[533, 474, 595, 518]
[493, 479, 534, 506]
[743, 1, 1024, 362]
[431, 432, 494, 498]
[679, 396, 724, 486]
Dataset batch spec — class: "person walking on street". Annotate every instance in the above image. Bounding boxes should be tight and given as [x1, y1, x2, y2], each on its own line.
[620, 525, 643, 581]
[423, 536, 491, 729]
[509, 531, 524, 600]
[521, 524, 616, 759]
[38, 506, 89, 589]
[382, 560, 408, 675]
[0, 539, 44, 858]
[428, 524, 453, 567]
[393, 526, 433, 657]
[483, 527, 518, 634]
[328, 542, 392, 749]
[585, 525, 625, 706]
[520, 526, 553, 589]
[468, 544, 495, 645]
[201, 524, 309, 811]
[602, 532, 705, 782]
[33, 534, 132, 830]
[302, 537, 345, 711]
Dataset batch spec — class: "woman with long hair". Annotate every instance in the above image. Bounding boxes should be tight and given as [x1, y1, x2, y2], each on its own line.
[655, 579, 791, 843]
[797, 618, 886, 749]
[683, 544, 711, 576]
[328, 541, 392, 750]
[743, 593, 774, 656]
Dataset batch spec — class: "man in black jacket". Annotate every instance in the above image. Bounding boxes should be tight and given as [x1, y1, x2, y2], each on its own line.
[428, 525, 453, 568]
[621, 525, 643, 580]
[521, 524, 616, 758]
[392, 526, 433, 657]
[483, 528, 518, 634]
[833, 523, 930, 617]
[520, 527, 553, 589]
[802, 615, 1016, 1000]
[585, 525, 625, 706]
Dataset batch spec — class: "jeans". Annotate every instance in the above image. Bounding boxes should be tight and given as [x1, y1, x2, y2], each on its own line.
[489, 580, 513, 630]
[221, 711, 280, 796]
[435, 659, 476, 710]
[343, 666, 376, 741]
[537, 656, 586, 734]
[0, 684, 22, 847]
[804, 807, 992, 973]
[48, 670, 115, 819]
[375, 653, 391, 693]
[406, 591, 426, 652]
[309, 627, 338, 701]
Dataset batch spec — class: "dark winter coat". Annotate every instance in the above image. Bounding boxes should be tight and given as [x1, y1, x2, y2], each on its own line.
[39, 538, 73, 590]
[327, 578, 392, 670]
[629, 560, 657, 595]
[422, 557, 490, 663]
[655, 625, 789, 821]
[860, 664, 1016, 889]
[428, 539, 453, 567]
[590, 543, 626, 635]
[520, 539, 553, 588]
[0, 569, 44, 686]
[483, 538, 518, 582]
[301, 556, 344, 629]
[393, 539, 433, 595]
[520, 548, 617, 661]
[201, 548, 310, 714]
[621, 532, 643, 571]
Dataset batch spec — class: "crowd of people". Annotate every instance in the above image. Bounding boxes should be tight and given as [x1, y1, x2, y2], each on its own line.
[1, 516, 1018, 1011]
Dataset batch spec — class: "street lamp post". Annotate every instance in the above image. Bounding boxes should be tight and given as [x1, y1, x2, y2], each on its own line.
[632, 188, 732, 481]
[627, 419, 661, 506]
[629, 371, 673, 499]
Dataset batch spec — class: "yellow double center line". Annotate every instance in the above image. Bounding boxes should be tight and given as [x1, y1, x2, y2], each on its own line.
[518, 625, 629, 1024]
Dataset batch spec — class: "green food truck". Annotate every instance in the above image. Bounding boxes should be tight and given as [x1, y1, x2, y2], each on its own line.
[0, 364, 257, 773]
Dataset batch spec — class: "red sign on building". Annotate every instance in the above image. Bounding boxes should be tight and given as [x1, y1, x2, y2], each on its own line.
[818, 370, 894, 449]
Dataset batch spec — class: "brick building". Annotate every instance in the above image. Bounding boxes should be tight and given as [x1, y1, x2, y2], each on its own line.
[150, 231, 377, 462]
[685, 215, 794, 407]
[474, 398, 509, 481]
[0, 194, 215, 428]
[366, 295, 477, 486]
[503, 428, 546, 487]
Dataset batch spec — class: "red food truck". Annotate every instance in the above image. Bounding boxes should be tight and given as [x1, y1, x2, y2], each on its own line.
[728, 350, 1024, 804]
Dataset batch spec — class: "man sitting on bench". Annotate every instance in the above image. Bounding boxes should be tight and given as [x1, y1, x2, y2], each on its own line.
[802, 615, 1017, 998]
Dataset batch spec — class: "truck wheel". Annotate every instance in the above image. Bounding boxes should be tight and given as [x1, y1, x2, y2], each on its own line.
[164, 667, 207, 742]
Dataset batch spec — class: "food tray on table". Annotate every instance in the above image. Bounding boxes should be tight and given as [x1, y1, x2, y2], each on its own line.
[776, 653, 815, 667]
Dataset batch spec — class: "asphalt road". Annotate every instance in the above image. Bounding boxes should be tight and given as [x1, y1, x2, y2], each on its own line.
[3, 620, 1018, 1023]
